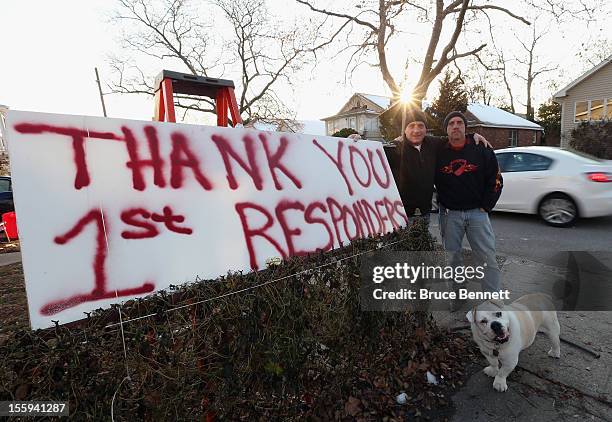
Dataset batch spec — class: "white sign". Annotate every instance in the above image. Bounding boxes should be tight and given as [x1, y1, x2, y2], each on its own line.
[5, 111, 407, 329]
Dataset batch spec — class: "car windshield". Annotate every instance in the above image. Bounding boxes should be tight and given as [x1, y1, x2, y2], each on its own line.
[562, 148, 604, 163]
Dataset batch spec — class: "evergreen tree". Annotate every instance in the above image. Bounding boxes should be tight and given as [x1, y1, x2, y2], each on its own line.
[378, 96, 402, 141]
[536, 100, 561, 145]
[427, 71, 468, 136]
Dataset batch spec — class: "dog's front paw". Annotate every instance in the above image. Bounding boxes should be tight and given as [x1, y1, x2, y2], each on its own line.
[493, 376, 508, 392]
[548, 348, 560, 358]
[483, 366, 498, 377]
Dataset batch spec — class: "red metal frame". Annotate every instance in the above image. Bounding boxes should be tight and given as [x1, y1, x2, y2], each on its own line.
[155, 77, 242, 127]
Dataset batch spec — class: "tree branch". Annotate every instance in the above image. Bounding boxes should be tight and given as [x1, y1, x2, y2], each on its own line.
[445, 44, 487, 64]
[447, 5, 531, 25]
[295, 0, 377, 31]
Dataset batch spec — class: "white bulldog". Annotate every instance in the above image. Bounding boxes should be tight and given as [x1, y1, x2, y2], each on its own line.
[466, 293, 561, 392]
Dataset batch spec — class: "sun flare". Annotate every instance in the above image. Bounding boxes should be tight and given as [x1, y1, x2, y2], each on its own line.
[399, 87, 413, 104]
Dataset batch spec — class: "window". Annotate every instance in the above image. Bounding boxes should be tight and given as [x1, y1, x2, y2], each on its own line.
[0, 178, 10, 192]
[365, 118, 376, 131]
[591, 99, 604, 120]
[575, 101, 588, 122]
[500, 153, 553, 173]
[496, 153, 510, 172]
[508, 130, 518, 147]
[575, 99, 609, 122]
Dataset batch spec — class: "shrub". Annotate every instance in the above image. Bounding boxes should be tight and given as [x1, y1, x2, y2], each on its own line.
[0, 224, 474, 419]
[0, 154, 9, 175]
[570, 120, 612, 159]
[332, 127, 358, 138]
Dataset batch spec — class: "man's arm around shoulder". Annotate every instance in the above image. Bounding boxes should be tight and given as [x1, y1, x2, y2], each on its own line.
[481, 147, 503, 212]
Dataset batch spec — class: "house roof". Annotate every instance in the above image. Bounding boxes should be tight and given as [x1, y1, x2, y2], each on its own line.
[553, 54, 612, 98]
[359, 93, 391, 110]
[467, 103, 543, 131]
[332, 93, 392, 116]
[320, 108, 381, 121]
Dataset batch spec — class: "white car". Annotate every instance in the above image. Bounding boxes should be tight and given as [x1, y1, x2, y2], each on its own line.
[494, 147, 612, 227]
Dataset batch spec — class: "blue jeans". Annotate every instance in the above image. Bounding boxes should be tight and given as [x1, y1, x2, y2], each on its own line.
[439, 206, 501, 292]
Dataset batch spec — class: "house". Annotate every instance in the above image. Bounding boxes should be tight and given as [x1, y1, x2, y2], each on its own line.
[323, 93, 544, 147]
[553, 54, 612, 147]
[321, 93, 391, 140]
[465, 104, 544, 149]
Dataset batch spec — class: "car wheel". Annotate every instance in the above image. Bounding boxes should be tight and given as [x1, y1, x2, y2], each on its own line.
[538, 193, 578, 227]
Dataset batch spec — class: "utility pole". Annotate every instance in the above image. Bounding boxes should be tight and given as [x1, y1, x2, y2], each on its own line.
[95, 67, 108, 117]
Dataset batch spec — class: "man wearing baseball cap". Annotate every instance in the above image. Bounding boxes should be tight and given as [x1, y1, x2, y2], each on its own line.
[435, 110, 503, 294]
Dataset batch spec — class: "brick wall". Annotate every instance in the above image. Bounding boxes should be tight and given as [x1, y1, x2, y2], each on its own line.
[469, 126, 542, 150]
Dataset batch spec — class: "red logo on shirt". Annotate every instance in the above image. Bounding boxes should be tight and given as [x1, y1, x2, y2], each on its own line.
[441, 159, 478, 176]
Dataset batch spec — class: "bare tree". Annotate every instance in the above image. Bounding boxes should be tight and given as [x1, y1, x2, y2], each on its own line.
[514, 20, 557, 120]
[576, 39, 612, 69]
[461, 56, 504, 107]
[295, 0, 532, 107]
[524, 0, 601, 23]
[496, 50, 518, 113]
[472, 45, 517, 113]
[110, 0, 218, 114]
[110, 0, 332, 125]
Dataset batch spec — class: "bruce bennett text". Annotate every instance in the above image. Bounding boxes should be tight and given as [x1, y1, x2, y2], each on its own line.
[372, 288, 510, 301]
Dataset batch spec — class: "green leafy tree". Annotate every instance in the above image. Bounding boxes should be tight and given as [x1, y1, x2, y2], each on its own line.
[332, 127, 358, 138]
[536, 100, 561, 146]
[570, 121, 612, 159]
[427, 71, 468, 136]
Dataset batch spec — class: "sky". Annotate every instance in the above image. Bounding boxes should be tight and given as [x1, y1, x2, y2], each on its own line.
[1, 0, 610, 125]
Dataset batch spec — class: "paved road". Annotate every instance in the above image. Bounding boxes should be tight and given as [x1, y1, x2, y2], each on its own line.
[491, 212, 612, 260]
[430, 211, 612, 263]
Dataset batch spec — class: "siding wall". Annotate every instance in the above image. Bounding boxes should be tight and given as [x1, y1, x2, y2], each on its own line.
[558, 62, 612, 147]
[325, 114, 383, 139]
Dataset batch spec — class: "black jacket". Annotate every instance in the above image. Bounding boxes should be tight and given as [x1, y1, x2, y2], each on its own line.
[386, 136, 444, 215]
[434, 138, 503, 212]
